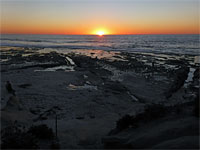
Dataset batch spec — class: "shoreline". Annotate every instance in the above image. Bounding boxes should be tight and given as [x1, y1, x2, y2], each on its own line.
[1, 45, 200, 57]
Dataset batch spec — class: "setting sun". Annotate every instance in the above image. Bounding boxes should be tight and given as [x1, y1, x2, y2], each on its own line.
[92, 29, 109, 36]
[97, 31, 105, 36]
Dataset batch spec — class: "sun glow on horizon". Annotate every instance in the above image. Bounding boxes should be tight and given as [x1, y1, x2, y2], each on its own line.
[92, 29, 110, 36]
[1, 1, 199, 35]
[97, 31, 105, 36]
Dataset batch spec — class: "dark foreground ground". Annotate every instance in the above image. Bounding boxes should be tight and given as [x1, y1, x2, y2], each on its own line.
[0, 46, 199, 149]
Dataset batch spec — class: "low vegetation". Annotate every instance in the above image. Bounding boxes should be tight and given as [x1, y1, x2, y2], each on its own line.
[28, 124, 54, 139]
[194, 93, 199, 117]
[109, 104, 167, 134]
[1, 124, 60, 149]
[1, 125, 38, 149]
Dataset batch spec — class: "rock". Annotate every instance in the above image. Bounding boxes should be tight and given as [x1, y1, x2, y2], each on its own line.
[6, 81, 15, 95]
[104, 81, 127, 93]
[18, 83, 32, 88]
[152, 136, 199, 149]
[2, 96, 23, 111]
[76, 116, 85, 120]
[1, 96, 33, 127]
[165, 66, 189, 98]
[34, 106, 61, 121]
[102, 137, 129, 149]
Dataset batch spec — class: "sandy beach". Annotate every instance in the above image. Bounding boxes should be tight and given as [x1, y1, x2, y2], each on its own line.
[0, 46, 199, 149]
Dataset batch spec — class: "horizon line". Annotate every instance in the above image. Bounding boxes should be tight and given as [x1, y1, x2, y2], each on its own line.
[1, 33, 199, 36]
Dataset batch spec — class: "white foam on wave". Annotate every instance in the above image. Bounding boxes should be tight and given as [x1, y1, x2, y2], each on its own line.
[65, 56, 75, 65]
[67, 83, 97, 90]
[34, 65, 74, 72]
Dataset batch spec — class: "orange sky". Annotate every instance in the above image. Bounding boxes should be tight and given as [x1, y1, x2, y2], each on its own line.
[1, 0, 199, 35]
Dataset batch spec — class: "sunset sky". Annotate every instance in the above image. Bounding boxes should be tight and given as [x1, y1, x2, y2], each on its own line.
[0, 0, 199, 35]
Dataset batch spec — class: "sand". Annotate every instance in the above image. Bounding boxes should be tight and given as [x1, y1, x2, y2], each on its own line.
[0, 46, 199, 149]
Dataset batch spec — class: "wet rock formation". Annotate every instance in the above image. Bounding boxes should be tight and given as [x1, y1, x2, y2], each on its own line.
[165, 66, 189, 99]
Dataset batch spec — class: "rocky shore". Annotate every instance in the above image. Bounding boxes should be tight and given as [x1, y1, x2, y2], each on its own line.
[1, 46, 199, 149]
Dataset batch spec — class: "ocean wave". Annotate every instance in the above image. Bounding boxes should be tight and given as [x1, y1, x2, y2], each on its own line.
[0, 38, 52, 43]
[0, 42, 114, 51]
[1, 34, 199, 55]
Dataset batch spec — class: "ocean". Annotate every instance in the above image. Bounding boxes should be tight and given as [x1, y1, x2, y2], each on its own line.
[1, 34, 199, 55]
